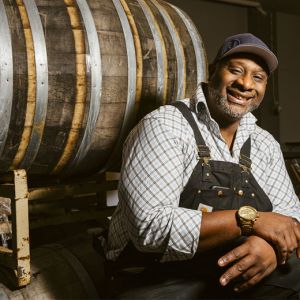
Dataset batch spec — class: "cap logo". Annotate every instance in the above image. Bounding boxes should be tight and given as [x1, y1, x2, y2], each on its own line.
[227, 39, 240, 52]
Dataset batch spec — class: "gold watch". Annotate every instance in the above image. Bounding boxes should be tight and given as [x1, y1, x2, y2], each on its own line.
[237, 206, 259, 236]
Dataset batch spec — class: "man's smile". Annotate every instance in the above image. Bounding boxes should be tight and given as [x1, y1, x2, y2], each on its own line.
[226, 89, 254, 106]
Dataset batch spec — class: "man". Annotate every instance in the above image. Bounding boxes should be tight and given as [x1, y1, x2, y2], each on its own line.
[104, 33, 300, 299]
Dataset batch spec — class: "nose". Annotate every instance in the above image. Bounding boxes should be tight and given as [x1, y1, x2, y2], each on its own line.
[235, 74, 254, 91]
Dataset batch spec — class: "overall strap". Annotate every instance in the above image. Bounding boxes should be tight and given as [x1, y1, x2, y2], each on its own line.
[171, 101, 210, 160]
[239, 137, 252, 170]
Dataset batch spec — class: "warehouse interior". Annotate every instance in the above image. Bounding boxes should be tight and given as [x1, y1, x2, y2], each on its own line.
[0, 0, 300, 298]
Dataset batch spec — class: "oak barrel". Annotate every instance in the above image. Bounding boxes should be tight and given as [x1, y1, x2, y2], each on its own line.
[0, 235, 107, 299]
[0, 0, 207, 178]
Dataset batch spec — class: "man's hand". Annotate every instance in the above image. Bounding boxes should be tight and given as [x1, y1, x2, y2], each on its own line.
[253, 212, 300, 264]
[218, 236, 277, 292]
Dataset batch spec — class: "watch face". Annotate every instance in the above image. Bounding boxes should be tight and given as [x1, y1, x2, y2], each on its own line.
[239, 206, 257, 220]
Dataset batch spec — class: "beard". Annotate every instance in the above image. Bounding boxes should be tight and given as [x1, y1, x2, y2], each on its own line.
[208, 85, 261, 120]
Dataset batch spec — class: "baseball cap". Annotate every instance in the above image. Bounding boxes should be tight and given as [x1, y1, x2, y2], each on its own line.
[213, 33, 278, 73]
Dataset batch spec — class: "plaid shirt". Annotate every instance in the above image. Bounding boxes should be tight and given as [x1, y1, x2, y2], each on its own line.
[106, 84, 300, 262]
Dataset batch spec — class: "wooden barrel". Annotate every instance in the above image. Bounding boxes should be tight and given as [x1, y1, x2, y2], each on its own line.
[0, 235, 107, 299]
[0, 0, 207, 179]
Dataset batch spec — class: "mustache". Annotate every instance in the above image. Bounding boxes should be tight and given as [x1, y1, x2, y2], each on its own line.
[208, 85, 261, 120]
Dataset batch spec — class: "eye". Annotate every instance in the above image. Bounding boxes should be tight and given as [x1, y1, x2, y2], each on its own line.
[253, 74, 267, 82]
[229, 67, 242, 75]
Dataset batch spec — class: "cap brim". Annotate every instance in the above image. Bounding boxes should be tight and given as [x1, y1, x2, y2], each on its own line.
[222, 44, 278, 73]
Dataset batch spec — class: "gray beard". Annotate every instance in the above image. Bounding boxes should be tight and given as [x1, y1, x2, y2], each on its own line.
[208, 86, 260, 120]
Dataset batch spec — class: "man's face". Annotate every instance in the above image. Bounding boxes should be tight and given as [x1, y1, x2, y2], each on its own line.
[207, 55, 268, 122]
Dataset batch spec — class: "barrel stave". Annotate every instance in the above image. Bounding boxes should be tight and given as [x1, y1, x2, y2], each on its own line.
[0, 1, 27, 172]
[29, 2, 80, 175]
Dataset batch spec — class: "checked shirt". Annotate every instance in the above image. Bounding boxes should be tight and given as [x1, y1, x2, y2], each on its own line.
[106, 84, 300, 263]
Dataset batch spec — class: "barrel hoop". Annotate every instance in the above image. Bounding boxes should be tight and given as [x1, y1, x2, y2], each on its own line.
[150, 0, 186, 100]
[137, 0, 168, 106]
[11, 1, 36, 169]
[169, 4, 208, 84]
[50, 0, 88, 175]
[66, 0, 102, 171]
[0, 0, 13, 158]
[20, 0, 48, 169]
[12, 0, 49, 170]
[101, 0, 138, 172]
[41, 244, 99, 299]
[120, 0, 143, 113]
[112, 0, 137, 135]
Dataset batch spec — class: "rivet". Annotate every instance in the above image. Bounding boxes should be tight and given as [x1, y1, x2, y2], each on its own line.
[245, 180, 248, 183]
[238, 190, 244, 196]
[197, 190, 201, 194]
[206, 173, 210, 177]
[217, 190, 223, 197]
[251, 193, 255, 197]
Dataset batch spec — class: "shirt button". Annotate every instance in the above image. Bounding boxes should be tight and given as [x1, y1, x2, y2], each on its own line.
[217, 190, 223, 197]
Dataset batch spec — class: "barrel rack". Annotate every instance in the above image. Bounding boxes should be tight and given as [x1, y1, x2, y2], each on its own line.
[0, 169, 118, 288]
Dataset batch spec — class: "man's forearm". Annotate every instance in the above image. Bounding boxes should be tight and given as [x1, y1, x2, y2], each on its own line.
[198, 210, 241, 252]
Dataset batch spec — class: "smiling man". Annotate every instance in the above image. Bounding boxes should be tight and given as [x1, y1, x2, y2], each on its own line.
[105, 33, 300, 299]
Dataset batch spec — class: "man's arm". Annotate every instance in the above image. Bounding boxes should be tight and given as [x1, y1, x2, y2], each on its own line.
[198, 209, 300, 263]
[119, 108, 202, 262]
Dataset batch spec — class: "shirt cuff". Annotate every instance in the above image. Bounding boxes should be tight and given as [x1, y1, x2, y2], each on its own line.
[161, 207, 202, 262]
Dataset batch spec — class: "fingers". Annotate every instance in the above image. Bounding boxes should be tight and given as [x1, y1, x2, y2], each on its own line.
[275, 232, 296, 264]
[218, 236, 277, 292]
[271, 218, 299, 264]
[254, 212, 300, 260]
[219, 251, 254, 286]
[233, 268, 265, 293]
[293, 219, 300, 258]
[218, 247, 245, 267]
[273, 234, 288, 264]
[219, 255, 251, 287]
[218, 246, 248, 287]
[234, 263, 275, 293]
[219, 253, 275, 291]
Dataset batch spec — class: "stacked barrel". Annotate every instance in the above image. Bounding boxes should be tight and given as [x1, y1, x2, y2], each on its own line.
[0, 0, 207, 178]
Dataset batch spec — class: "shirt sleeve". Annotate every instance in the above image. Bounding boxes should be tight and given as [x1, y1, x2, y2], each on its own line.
[119, 110, 202, 262]
[264, 139, 300, 220]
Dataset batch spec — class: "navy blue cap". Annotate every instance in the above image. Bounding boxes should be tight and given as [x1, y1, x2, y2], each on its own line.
[213, 33, 278, 73]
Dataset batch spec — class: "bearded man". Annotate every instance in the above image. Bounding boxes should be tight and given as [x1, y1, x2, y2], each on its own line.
[105, 33, 300, 299]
